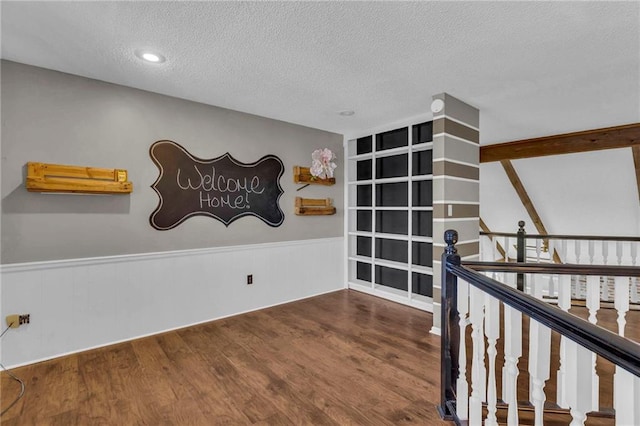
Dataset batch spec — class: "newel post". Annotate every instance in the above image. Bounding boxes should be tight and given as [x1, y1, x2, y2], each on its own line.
[516, 220, 526, 291]
[439, 229, 461, 420]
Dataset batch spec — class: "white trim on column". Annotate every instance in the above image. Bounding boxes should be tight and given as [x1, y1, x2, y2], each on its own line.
[432, 158, 480, 168]
[432, 133, 479, 146]
[432, 175, 480, 183]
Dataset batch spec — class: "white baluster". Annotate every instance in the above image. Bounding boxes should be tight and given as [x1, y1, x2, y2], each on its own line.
[586, 275, 600, 324]
[468, 286, 485, 426]
[575, 241, 582, 264]
[457, 279, 470, 420]
[535, 238, 542, 263]
[484, 293, 500, 426]
[614, 276, 630, 337]
[566, 340, 593, 426]
[501, 272, 513, 401]
[547, 275, 555, 300]
[586, 275, 600, 411]
[556, 274, 571, 408]
[616, 241, 623, 265]
[503, 295, 522, 425]
[557, 274, 572, 310]
[528, 315, 551, 426]
[632, 241, 638, 265]
[602, 241, 609, 265]
[588, 240, 595, 264]
[529, 274, 551, 426]
[531, 273, 543, 299]
[614, 366, 640, 426]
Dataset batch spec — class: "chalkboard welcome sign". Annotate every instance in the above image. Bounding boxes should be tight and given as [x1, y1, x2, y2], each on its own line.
[149, 140, 285, 230]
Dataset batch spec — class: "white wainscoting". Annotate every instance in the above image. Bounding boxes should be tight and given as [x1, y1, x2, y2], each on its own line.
[0, 237, 344, 368]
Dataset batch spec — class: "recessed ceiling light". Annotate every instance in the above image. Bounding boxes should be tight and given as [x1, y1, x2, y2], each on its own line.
[135, 50, 166, 64]
[338, 110, 355, 116]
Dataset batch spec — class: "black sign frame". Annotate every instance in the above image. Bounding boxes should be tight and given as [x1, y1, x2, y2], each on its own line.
[149, 140, 285, 230]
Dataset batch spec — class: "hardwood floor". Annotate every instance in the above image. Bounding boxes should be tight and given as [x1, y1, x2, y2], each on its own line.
[1, 290, 449, 425]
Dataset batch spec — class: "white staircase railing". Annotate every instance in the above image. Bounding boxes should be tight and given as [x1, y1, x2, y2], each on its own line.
[480, 221, 640, 306]
[440, 229, 640, 426]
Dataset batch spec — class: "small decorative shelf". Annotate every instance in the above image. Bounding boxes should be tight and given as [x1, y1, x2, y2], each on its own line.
[293, 166, 335, 186]
[26, 162, 133, 194]
[295, 197, 336, 216]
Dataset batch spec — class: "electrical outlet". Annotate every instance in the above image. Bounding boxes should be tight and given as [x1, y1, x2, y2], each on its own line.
[19, 314, 30, 325]
[247, 274, 253, 285]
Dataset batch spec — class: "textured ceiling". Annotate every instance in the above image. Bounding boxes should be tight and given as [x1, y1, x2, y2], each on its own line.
[1, 1, 639, 143]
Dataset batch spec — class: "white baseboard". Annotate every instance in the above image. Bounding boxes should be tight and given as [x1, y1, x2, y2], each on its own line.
[3, 287, 343, 369]
[1, 238, 344, 368]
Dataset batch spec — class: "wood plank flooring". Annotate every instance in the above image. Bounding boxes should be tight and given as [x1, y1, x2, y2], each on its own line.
[1, 290, 449, 425]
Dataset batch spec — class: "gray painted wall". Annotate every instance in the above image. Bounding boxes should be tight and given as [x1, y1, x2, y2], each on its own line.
[1, 61, 344, 264]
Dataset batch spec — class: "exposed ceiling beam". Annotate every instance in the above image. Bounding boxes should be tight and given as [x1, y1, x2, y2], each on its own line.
[481, 123, 640, 163]
[501, 160, 562, 263]
[632, 146, 640, 203]
[479, 217, 507, 260]
[501, 160, 547, 234]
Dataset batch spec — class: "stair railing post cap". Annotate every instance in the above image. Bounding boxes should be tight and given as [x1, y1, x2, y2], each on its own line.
[444, 230, 458, 255]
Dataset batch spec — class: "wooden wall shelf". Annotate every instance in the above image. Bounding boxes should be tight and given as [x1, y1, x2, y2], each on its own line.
[26, 162, 133, 194]
[295, 197, 336, 216]
[293, 166, 335, 186]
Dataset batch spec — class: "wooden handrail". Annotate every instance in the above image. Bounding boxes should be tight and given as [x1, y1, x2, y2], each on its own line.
[464, 261, 640, 277]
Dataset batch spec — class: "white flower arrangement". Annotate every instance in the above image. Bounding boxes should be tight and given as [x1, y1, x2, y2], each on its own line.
[309, 148, 337, 179]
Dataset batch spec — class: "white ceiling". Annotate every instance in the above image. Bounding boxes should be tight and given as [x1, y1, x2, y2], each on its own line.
[1, 1, 639, 143]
